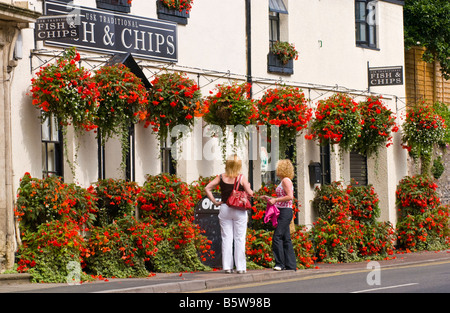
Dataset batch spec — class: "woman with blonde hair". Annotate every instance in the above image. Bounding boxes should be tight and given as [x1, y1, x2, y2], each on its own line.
[205, 154, 253, 274]
[263, 159, 297, 271]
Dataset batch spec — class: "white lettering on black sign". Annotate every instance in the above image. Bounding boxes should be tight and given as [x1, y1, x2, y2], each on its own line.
[43, 0, 178, 63]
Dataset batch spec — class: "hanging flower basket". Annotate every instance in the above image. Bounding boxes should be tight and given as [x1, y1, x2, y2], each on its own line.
[257, 86, 312, 157]
[30, 47, 99, 133]
[202, 82, 258, 159]
[353, 96, 398, 157]
[307, 93, 361, 152]
[93, 63, 149, 167]
[402, 102, 446, 174]
[141, 71, 201, 143]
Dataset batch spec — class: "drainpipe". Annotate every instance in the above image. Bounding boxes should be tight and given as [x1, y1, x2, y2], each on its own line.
[245, 0, 253, 188]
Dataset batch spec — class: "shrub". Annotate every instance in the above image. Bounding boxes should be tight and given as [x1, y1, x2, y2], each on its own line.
[396, 175, 440, 218]
[312, 181, 351, 224]
[137, 173, 195, 223]
[15, 173, 98, 232]
[246, 229, 275, 268]
[311, 218, 363, 263]
[16, 220, 90, 283]
[346, 182, 380, 225]
[91, 178, 141, 227]
[291, 226, 315, 268]
[358, 222, 395, 258]
[83, 218, 148, 278]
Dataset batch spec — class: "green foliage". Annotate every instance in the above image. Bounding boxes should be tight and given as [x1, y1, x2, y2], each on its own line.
[15, 173, 97, 233]
[396, 176, 450, 251]
[404, 0, 450, 79]
[15, 173, 213, 282]
[269, 41, 299, 65]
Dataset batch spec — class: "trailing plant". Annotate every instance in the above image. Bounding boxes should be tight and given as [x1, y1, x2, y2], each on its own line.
[30, 47, 99, 133]
[270, 41, 299, 65]
[354, 96, 398, 157]
[308, 93, 361, 152]
[202, 82, 257, 159]
[93, 63, 148, 168]
[402, 102, 446, 174]
[142, 71, 201, 144]
[258, 86, 312, 158]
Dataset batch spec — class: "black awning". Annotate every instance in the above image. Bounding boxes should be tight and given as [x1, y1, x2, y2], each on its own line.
[269, 0, 288, 14]
[105, 53, 152, 90]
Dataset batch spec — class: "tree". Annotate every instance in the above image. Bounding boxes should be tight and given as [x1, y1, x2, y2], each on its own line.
[404, 0, 450, 79]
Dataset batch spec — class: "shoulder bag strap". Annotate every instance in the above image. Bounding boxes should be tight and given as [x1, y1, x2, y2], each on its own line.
[233, 174, 242, 191]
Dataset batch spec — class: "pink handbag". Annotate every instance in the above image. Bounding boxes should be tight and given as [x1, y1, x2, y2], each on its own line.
[226, 175, 251, 210]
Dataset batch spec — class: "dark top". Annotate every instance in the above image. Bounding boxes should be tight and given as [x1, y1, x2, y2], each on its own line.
[219, 174, 245, 203]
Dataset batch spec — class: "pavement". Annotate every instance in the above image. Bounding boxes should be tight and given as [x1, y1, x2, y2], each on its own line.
[1, 249, 450, 293]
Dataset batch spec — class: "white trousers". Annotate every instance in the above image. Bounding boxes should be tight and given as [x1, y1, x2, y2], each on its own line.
[218, 204, 248, 271]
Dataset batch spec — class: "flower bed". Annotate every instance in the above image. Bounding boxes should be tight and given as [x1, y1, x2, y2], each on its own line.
[396, 175, 450, 251]
[311, 181, 395, 263]
[15, 173, 450, 281]
[15, 173, 212, 282]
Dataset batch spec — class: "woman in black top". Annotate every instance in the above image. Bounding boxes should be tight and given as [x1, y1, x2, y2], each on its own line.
[205, 155, 253, 274]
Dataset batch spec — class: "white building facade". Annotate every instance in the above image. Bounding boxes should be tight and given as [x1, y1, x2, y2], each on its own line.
[1, 0, 407, 269]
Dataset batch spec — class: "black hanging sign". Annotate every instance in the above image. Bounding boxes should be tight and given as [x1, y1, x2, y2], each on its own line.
[368, 66, 403, 87]
[35, 15, 80, 41]
[42, 0, 178, 63]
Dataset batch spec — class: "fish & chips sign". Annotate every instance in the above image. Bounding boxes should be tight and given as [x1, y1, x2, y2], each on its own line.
[37, 0, 178, 62]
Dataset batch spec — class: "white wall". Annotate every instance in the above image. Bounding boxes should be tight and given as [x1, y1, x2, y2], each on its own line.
[10, 0, 408, 225]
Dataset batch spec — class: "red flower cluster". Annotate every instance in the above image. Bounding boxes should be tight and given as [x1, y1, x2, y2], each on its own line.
[30, 47, 99, 132]
[15, 173, 214, 281]
[141, 72, 201, 142]
[258, 86, 312, 156]
[161, 0, 194, 13]
[308, 93, 361, 152]
[355, 96, 398, 156]
[203, 82, 257, 127]
[396, 175, 440, 216]
[396, 176, 450, 251]
[312, 181, 395, 262]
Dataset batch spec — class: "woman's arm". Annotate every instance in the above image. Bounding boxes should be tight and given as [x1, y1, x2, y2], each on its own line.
[240, 175, 254, 197]
[205, 175, 222, 207]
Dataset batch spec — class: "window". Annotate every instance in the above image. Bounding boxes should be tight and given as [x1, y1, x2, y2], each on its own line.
[96, 0, 131, 13]
[41, 116, 63, 178]
[355, 0, 377, 49]
[269, 11, 280, 47]
[161, 139, 176, 175]
[350, 151, 368, 185]
[269, 0, 288, 46]
[320, 145, 331, 185]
